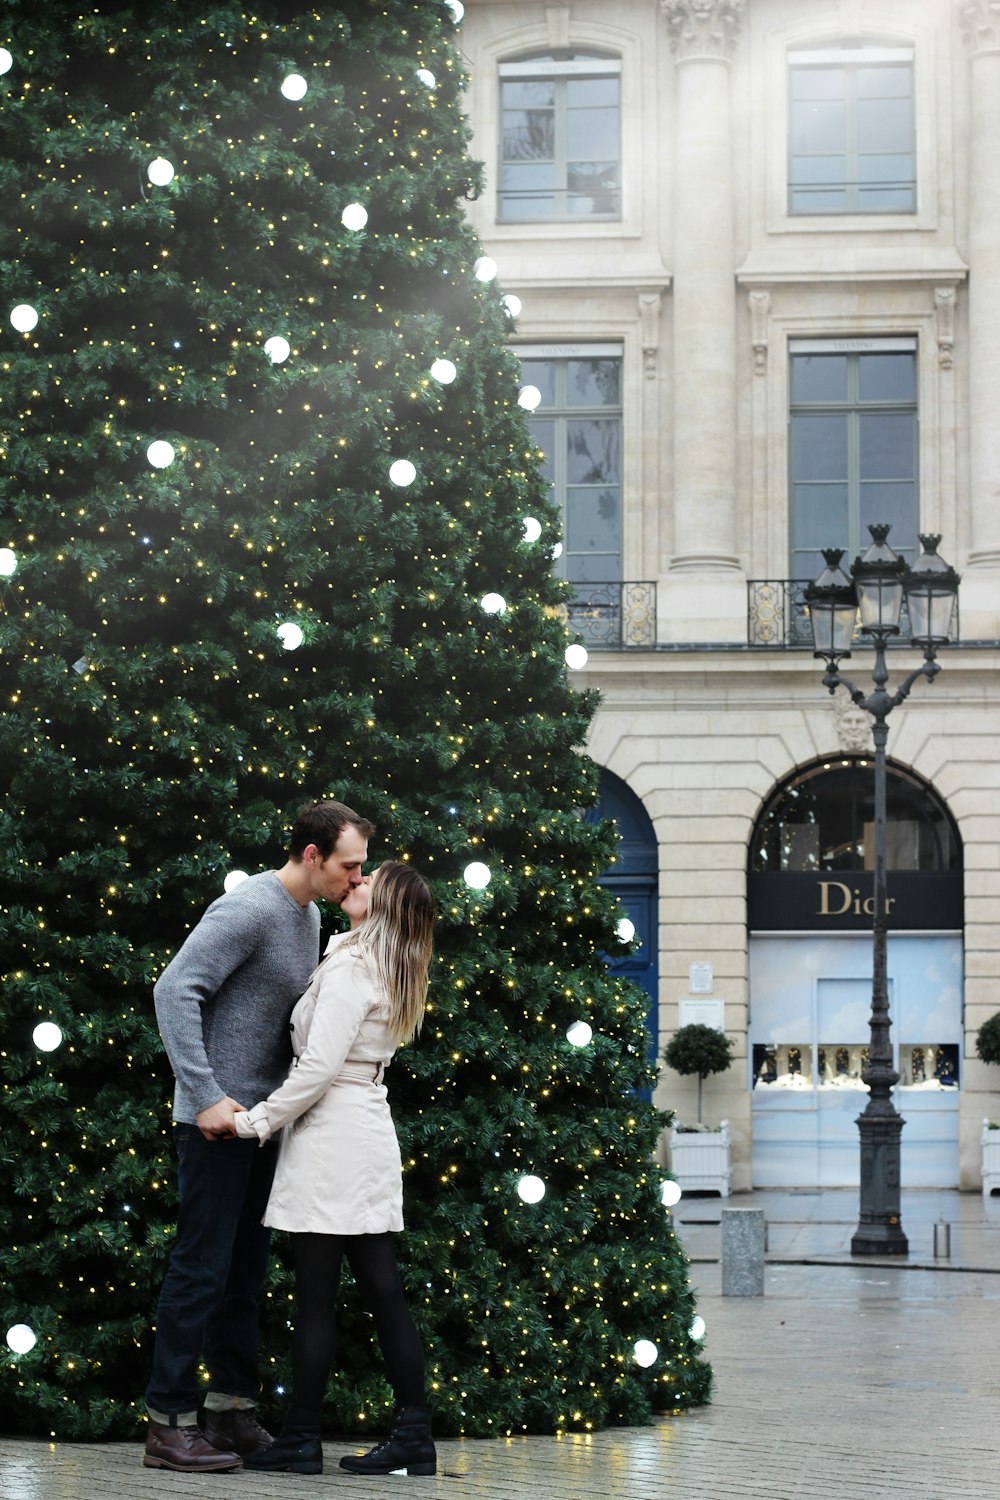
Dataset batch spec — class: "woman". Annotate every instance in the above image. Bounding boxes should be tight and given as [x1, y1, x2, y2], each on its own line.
[234, 859, 436, 1477]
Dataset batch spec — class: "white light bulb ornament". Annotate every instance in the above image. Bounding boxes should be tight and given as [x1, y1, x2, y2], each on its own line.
[516, 1175, 545, 1204]
[224, 870, 250, 893]
[281, 73, 308, 101]
[33, 1022, 63, 1052]
[0, 48, 13, 75]
[446, 0, 465, 20]
[10, 304, 38, 333]
[416, 68, 436, 89]
[617, 916, 636, 943]
[5, 1325, 36, 1356]
[517, 385, 542, 411]
[147, 158, 175, 186]
[565, 643, 589, 670]
[473, 256, 497, 283]
[276, 621, 304, 650]
[661, 1179, 682, 1209]
[522, 516, 542, 544]
[341, 202, 368, 231]
[146, 440, 175, 469]
[430, 358, 457, 384]
[633, 1340, 659, 1368]
[0, 547, 17, 577]
[503, 293, 522, 318]
[566, 1021, 593, 1048]
[389, 459, 416, 487]
[690, 1316, 707, 1342]
[264, 336, 291, 365]
[480, 592, 506, 616]
[463, 861, 491, 891]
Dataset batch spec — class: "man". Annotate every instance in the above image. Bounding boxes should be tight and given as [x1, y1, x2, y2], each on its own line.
[143, 800, 373, 1473]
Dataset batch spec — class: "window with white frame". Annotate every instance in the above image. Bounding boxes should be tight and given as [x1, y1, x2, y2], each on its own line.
[499, 52, 621, 222]
[788, 47, 915, 215]
[516, 346, 622, 583]
[789, 339, 918, 581]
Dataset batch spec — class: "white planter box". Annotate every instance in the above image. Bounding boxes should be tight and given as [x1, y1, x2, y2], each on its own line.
[669, 1119, 731, 1197]
[982, 1119, 1000, 1199]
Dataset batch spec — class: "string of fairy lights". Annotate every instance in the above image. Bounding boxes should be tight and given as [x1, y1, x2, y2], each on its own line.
[1, 4, 708, 1404]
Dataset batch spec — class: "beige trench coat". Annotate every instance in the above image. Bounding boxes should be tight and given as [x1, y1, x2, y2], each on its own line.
[234, 936, 403, 1235]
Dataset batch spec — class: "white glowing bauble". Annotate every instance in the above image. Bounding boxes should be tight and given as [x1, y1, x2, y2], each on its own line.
[522, 516, 542, 544]
[281, 73, 308, 100]
[147, 157, 175, 186]
[517, 385, 542, 411]
[517, 1175, 545, 1204]
[617, 916, 636, 943]
[147, 440, 175, 469]
[503, 293, 522, 318]
[473, 255, 498, 282]
[566, 1021, 593, 1048]
[416, 68, 436, 89]
[276, 621, 304, 650]
[690, 1316, 706, 1341]
[264, 335, 291, 364]
[341, 202, 368, 231]
[430, 358, 456, 384]
[33, 1022, 63, 1052]
[661, 1179, 682, 1208]
[565, 643, 589, 670]
[389, 458, 416, 487]
[480, 592, 506, 616]
[463, 861, 491, 891]
[551, 541, 563, 560]
[10, 304, 38, 333]
[0, 48, 12, 75]
[0, 547, 17, 577]
[633, 1339, 659, 1368]
[224, 870, 250, 893]
[6, 1325, 36, 1355]
[446, 0, 464, 21]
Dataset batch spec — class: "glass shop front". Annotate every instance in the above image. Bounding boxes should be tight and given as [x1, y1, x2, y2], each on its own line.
[747, 759, 963, 1188]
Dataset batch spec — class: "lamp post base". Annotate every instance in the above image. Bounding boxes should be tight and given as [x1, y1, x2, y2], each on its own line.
[851, 1109, 908, 1256]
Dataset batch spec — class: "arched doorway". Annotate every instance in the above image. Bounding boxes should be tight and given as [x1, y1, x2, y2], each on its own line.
[588, 770, 659, 1073]
[747, 758, 963, 1188]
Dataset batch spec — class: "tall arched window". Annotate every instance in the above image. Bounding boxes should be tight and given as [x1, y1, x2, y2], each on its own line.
[498, 50, 621, 222]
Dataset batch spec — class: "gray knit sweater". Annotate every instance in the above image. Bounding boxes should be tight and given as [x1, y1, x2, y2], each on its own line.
[154, 872, 321, 1124]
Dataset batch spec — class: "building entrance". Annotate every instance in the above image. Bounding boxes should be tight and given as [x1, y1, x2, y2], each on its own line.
[747, 759, 963, 1188]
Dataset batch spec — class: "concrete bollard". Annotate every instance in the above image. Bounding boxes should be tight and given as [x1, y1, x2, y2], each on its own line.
[933, 1220, 951, 1259]
[721, 1207, 766, 1296]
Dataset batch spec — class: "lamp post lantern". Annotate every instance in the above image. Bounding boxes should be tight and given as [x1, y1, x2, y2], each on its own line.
[805, 525, 960, 1256]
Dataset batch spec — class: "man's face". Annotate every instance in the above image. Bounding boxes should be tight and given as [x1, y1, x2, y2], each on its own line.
[306, 826, 368, 906]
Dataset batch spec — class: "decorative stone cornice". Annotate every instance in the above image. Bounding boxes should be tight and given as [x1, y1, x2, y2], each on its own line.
[661, 0, 745, 62]
[959, 0, 1000, 56]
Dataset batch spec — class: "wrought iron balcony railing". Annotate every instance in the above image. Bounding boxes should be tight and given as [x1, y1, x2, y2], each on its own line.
[566, 581, 657, 648]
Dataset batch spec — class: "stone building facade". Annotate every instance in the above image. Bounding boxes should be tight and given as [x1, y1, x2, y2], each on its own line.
[461, 0, 1000, 1190]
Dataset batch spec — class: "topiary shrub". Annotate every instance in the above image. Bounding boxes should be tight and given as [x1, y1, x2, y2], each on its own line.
[663, 1024, 735, 1126]
[976, 1012, 1000, 1068]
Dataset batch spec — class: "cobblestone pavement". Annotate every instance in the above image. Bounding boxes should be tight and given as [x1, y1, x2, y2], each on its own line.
[2, 1191, 998, 1500]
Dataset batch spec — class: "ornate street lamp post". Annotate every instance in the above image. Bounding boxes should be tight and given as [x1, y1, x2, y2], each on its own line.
[805, 526, 960, 1256]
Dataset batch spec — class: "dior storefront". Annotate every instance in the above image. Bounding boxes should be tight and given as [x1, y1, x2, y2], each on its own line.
[747, 757, 963, 1189]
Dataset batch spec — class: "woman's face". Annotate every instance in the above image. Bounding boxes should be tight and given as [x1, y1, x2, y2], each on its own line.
[341, 871, 372, 925]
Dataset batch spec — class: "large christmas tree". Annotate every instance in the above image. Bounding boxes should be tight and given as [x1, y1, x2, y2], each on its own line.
[0, 0, 710, 1440]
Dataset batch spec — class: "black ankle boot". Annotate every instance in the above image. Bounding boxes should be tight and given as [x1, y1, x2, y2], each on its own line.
[338, 1405, 436, 1476]
[243, 1411, 322, 1474]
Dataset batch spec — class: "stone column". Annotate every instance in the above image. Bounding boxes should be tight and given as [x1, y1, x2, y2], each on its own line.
[660, 0, 746, 642]
[959, 1, 1000, 634]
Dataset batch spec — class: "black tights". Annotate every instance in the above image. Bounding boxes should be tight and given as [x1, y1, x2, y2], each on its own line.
[289, 1232, 426, 1417]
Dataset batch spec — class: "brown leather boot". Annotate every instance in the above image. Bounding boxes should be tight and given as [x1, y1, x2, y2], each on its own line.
[202, 1407, 275, 1456]
[142, 1419, 241, 1472]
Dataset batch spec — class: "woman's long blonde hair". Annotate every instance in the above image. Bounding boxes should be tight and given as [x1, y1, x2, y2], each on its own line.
[345, 860, 434, 1045]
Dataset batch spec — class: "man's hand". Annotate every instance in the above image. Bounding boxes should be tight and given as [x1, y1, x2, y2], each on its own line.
[195, 1097, 247, 1141]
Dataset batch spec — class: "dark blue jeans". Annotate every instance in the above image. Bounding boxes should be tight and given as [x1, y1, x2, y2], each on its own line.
[145, 1124, 278, 1418]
